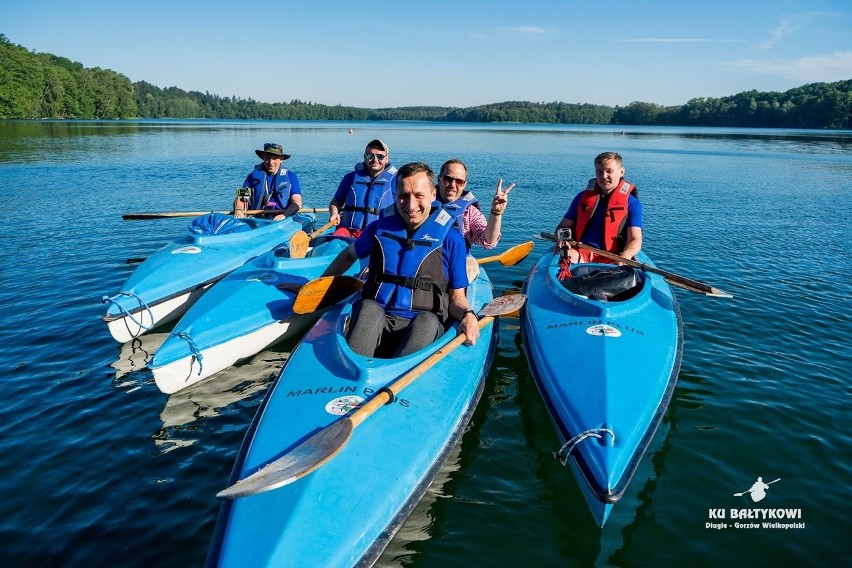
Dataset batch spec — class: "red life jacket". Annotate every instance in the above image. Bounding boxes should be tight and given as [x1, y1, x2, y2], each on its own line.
[573, 178, 637, 254]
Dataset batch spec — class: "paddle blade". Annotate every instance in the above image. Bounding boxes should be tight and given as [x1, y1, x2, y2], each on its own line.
[217, 418, 355, 499]
[293, 276, 364, 314]
[476, 241, 535, 267]
[479, 293, 527, 317]
[288, 231, 310, 259]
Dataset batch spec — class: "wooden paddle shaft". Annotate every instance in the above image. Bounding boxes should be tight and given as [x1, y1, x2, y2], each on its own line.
[122, 207, 329, 220]
[310, 220, 337, 238]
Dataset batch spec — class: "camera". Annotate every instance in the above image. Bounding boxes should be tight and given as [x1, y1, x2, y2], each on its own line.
[236, 187, 251, 199]
[557, 228, 573, 242]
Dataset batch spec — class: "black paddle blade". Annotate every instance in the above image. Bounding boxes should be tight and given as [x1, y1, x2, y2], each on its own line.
[217, 418, 355, 499]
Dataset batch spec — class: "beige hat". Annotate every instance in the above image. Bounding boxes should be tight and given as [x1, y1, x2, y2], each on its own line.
[365, 139, 389, 153]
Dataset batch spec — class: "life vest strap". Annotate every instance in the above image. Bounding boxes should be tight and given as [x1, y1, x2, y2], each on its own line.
[383, 233, 433, 250]
[376, 273, 435, 292]
[342, 204, 380, 215]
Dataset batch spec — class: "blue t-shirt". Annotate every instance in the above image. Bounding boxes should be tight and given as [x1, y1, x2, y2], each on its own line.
[563, 192, 643, 250]
[354, 214, 469, 318]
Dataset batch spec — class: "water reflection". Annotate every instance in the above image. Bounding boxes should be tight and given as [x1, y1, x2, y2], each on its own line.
[151, 348, 288, 452]
[111, 332, 168, 386]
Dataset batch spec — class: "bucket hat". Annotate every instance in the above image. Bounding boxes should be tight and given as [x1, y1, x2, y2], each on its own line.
[255, 143, 291, 160]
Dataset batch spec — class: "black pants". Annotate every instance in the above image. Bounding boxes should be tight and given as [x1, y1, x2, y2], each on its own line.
[345, 299, 444, 358]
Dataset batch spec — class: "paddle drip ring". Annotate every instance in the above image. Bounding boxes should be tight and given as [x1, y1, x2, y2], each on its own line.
[553, 428, 616, 466]
[102, 292, 155, 337]
[174, 332, 204, 377]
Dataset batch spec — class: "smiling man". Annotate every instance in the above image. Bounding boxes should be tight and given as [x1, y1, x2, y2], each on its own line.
[328, 139, 398, 239]
[322, 162, 479, 357]
[233, 142, 303, 221]
[437, 158, 514, 251]
[554, 151, 643, 264]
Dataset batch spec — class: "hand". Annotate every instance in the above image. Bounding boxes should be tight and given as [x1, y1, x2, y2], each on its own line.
[459, 310, 480, 346]
[234, 208, 246, 218]
[490, 179, 515, 216]
[272, 213, 285, 222]
[329, 213, 341, 225]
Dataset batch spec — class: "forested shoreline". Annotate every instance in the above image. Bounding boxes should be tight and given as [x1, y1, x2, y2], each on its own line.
[1, 34, 850, 128]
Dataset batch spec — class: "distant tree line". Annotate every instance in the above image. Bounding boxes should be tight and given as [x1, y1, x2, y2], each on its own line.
[1, 34, 849, 128]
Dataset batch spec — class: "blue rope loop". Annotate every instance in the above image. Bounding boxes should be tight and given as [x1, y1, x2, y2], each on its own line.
[102, 292, 155, 337]
[174, 331, 204, 377]
[553, 428, 616, 466]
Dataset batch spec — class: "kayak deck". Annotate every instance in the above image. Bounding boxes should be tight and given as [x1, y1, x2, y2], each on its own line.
[207, 266, 497, 567]
[149, 237, 354, 393]
[521, 251, 683, 526]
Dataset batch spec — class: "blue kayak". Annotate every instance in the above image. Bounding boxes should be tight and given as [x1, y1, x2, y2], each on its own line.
[520, 251, 682, 526]
[207, 266, 498, 567]
[149, 236, 357, 394]
[102, 214, 312, 344]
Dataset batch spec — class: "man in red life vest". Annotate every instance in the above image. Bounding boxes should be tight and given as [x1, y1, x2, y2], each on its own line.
[554, 151, 643, 265]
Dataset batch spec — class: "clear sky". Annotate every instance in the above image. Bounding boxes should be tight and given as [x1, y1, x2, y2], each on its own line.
[2, 0, 850, 109]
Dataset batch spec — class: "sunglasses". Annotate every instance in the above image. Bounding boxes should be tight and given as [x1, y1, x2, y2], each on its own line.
[263, 143, 283, 152]
[441, 175, 467, 187]
[365, 153, 386, 162]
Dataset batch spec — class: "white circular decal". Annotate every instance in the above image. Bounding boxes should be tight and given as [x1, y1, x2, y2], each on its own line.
[172, 246, 202, 255]
[325, 395, 364, 415]
[586, 324, 622, 337]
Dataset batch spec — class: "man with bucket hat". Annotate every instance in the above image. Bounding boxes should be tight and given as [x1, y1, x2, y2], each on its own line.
[234, 142, 303, 220]
[327, 139, 397, 238]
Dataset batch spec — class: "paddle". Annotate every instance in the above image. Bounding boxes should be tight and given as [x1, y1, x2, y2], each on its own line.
[476, 240, 534, 266]
[733, 478, 780, 497]
[287, 231, 311, 259]
[122, 207, 329, 220]
[216, 293, 527, 499]
[291, 276, 365, 314]
[538, 232, 732, 298]
[310, 219, 337, 238]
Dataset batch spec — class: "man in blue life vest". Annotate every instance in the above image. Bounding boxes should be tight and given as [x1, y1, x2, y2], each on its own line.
[554, 151, 643, 264]
[233, 142, 303, 221]
[328, 139, 398, 239]
[321, 162, 479, 358]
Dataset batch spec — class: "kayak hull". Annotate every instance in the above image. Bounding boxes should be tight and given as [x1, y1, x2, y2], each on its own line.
[102, 216, 308, 343]
[150, 238, 354, 394]
[207, 266, 497, 567]
[520, 251, 682, 526]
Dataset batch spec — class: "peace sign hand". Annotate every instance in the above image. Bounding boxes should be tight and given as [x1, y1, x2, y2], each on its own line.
[491, 178, 515, 215]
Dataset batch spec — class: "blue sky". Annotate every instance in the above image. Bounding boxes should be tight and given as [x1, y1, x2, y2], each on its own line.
[2, 0, 850, 109]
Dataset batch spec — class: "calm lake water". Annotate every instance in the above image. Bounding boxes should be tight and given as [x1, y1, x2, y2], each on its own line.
[0, 120, 849, 567]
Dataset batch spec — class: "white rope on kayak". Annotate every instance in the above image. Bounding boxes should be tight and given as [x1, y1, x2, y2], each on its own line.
[101, 292, 154, 336]
[173, 331, 204, 376]
[553, 428, 615, 466]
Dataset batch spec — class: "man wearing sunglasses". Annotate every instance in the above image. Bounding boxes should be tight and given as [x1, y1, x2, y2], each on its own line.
[328, 139, 397, 239]
[437, 159, 514, 251]
[233, 142, 303, 221]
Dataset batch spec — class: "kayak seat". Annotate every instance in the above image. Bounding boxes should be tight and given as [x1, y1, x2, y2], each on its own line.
[561, 265, 643, 301]
[308, 236, 352, 258]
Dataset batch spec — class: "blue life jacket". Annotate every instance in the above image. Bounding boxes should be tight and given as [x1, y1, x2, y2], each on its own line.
[244, 164, 292, 211]
[363, 204, 455, 320]
[440, 190, 480, 250]
[340, 163, 397, 231]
